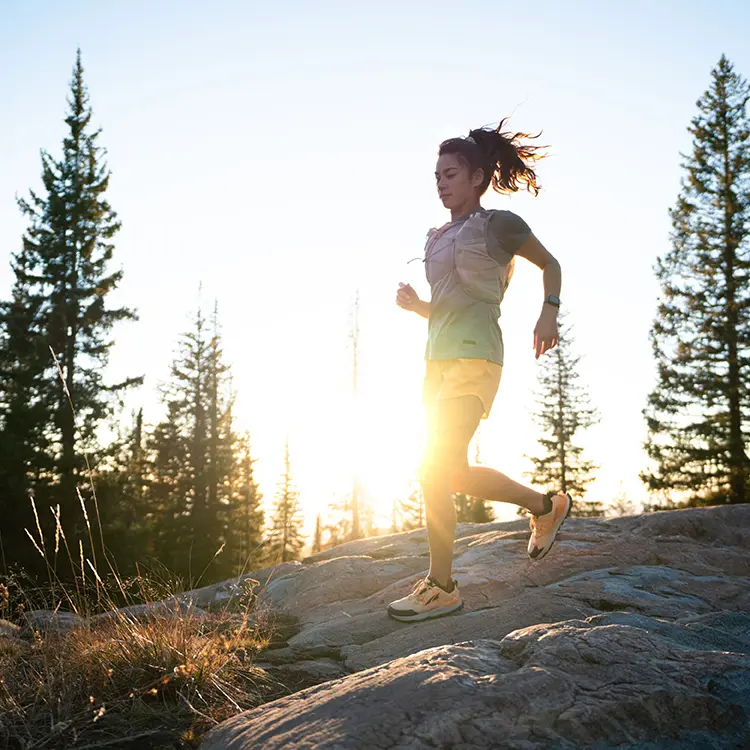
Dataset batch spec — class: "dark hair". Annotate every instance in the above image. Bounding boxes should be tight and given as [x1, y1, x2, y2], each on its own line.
[438, 117, 549, 197]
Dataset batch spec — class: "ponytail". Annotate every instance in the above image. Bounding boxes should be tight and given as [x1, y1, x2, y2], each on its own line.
[439, 117, 549, 197]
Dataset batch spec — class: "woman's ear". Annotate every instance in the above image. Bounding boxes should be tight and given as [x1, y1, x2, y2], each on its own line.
[472, 168, 485, 189]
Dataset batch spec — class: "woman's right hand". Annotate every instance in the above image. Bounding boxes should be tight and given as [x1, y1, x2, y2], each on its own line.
[396, 282, 420, 312]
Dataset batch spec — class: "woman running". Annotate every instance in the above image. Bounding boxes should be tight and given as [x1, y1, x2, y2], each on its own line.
[388, 119, 572, 623]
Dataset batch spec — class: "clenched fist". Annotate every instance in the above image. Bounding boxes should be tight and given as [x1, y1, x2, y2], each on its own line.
[396, 282, 420, 311]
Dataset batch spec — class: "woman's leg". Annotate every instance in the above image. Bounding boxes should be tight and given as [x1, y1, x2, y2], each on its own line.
[457, 467, 551, 516]
[420, 394, 484, 590]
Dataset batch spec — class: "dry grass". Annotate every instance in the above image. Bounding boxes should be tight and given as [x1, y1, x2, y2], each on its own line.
[0, 358, 283, 748]
[0, 565, 279, 749]
[0, 495, 279, 749]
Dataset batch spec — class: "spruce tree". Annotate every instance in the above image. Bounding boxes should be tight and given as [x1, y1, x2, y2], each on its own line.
[454, 493, 496, 523]
[92, 408, 152, 576]
[0, 249, 56, 571]
[312, 513, 323, 554]
[642, 55, 750, 506]
[266, 438, 305, 563]
[398, 483, 425, 531]
[608, 481, 637, 518]
[115, 408, 149, 534]
[146, 302, 237, 582]
[322, 515, 344, 550]
[522, 311, 601, 516]
[147, 400, 192, 576]
[454, 492, 471, 523]
[225, 431, 264, 574]
[323, 492, 352, 547]
[0, 49, 140, 572]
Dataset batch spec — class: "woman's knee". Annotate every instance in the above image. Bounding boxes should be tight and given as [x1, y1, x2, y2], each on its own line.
[419, 456, 447, 491]
[448, 463, 471, 493]
[419, 452, 469, 493]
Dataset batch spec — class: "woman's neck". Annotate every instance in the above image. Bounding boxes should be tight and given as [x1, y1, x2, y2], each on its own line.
[450, 199, 482, 221]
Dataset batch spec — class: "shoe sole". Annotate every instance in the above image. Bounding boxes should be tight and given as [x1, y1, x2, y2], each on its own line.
[528, 493, 572, 561]
[388, 600, 464, 623]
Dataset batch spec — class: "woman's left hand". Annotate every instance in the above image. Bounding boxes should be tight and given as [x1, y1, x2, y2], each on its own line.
[534, 309, 559, 359]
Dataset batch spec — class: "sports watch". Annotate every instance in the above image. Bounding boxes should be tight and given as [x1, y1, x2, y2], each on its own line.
[544, 295, 561, 308]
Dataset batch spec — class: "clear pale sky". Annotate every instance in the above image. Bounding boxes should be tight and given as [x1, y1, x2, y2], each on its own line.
[2, 1, 749, 540]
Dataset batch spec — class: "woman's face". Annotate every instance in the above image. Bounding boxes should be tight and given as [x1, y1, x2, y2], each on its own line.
[435, 152, 483, 210]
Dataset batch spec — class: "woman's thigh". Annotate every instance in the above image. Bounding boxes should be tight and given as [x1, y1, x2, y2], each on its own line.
[420, 394, 484, 487]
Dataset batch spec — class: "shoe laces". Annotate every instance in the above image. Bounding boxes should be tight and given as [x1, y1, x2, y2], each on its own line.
[530, 500, 557, 535]
[410, 577, 430, 596]
[411, 577, 442, 603]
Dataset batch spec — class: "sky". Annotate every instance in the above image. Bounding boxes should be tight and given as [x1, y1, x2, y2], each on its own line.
[1, 0, 749, 544]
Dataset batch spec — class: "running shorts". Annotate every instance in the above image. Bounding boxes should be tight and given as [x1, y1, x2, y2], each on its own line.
[422, 358, 503, 420]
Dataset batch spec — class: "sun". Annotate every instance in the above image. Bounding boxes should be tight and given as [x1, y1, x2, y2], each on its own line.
[285, 385, 426, 531]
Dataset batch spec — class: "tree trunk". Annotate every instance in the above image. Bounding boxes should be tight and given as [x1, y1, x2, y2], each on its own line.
[722, 111, 746, 504]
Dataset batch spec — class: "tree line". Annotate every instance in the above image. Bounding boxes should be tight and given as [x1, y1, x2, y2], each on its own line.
[519, 53, 750, 515]
[1, 51, 748, 587]
[0, 51, 304, 586]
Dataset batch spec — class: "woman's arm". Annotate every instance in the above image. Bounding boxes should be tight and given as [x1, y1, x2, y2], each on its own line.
[514, 233, 561, 358]
[413, 300, 431, 319]
[515, 233, 561, 303]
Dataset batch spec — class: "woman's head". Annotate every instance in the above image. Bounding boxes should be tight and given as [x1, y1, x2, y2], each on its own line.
[435, 117, 548, 211]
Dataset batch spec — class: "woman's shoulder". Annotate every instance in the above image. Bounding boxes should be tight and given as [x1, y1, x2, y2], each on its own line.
[484, 209, 532, 259]
[486, 208, 528, 224]
[486, 209, 531, 237]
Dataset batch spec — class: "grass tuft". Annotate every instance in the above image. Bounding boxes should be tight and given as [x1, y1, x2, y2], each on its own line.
[0, 567, 276, 749]
[0, 350, 280, 748]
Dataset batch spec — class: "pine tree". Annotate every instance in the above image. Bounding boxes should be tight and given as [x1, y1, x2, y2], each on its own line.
[398, 482, 425, 531]
[266, 437, 305, 564]
[454, 493, 496, 523]
[360, 484, 377, 537]
[322, 488, 353, 548]
[312, 513, 323, 554]
[642, 55, 750, 507]
[608, 481, 637, 518]
[454, 492, 471, 522]
[0, 49, 140, 572]
[203, 303, 240, 579]
[92, 408, 151, 577]
[147, 302, 236, 582]
[0, 250, 56, 572]
[322, 515, 344, 550]
[147, 400, 192, 576]
[225, 431, 265, 574]
[523, 311, 601, 517]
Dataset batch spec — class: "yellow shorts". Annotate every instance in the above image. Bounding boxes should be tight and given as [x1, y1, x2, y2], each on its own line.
[422, 358, 503, 420]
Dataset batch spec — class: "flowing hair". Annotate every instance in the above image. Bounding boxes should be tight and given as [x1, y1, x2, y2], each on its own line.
[438, 117, 549, 197]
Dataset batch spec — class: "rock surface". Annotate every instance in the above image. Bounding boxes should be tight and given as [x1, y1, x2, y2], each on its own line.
[0, 618, 20, 638]
[202, 610, 750, 749]
[199, 504, 750, 749]
[21, 609, 86, 634]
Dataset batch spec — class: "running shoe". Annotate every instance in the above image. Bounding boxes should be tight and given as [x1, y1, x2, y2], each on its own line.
[387, 576, 463, 622]
[527, 491, 572, 560]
